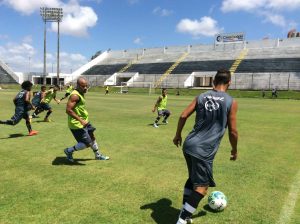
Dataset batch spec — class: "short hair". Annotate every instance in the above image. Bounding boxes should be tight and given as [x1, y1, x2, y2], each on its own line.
[21, 81, 33, 90]
[213, 69, 231, 86]
[162, 88, 167, 92]
[41, 85, 46, 90]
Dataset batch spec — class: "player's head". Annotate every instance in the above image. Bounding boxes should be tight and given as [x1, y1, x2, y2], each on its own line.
[21, 81, 33, 91]
[213, 69, 231, 87]
[77, 77, 88, 94]
[162, 88, 167, 96]
[53, 85, 59, 91]
[41, 85, 46, 91]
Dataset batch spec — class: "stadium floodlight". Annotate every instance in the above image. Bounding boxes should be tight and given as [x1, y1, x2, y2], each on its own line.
[40, 7, 63, 85]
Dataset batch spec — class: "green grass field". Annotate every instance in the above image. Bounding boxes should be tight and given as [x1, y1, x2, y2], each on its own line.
[0, 90, 299, 224]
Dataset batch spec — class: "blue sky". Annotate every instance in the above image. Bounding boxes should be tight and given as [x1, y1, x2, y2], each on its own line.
[0, 0, 299, 73]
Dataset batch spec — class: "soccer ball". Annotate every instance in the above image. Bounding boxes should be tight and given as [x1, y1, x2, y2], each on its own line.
[208, 191, 227, 211]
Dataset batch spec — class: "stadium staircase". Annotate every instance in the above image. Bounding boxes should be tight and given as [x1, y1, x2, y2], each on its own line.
[229, 48, 249, 75]
[154, 52, 189, 88]
[118, 55, 143, 73]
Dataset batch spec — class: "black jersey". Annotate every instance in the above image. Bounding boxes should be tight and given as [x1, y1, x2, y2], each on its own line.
[183, 90, 233, 162]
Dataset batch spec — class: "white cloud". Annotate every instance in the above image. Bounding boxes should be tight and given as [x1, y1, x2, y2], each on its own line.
[3, 0, 61, 15]
[265, 0, 300, 10]
[2, 0, 98, 37]
[51, 2, 98, 37]
[221, 0, 300, 12]
[221, 0, 265, 12]
[133, 37, 143, 45]
[221, 0, 300, 27]
[0, 38, 87, 73]
[261, 11, 286, 27]
[176, 16, 222, 37]
[153, 7, 173, 17]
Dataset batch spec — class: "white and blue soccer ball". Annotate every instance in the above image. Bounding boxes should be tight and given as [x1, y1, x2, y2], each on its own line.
[208, 191, 228, 211]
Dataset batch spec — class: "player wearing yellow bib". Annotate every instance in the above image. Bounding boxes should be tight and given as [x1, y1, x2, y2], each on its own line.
[64, 77, 109, 162]
[152, 88, 171, 128]
[32, 86, 60, 122]
[60, 84, 73, 101]
[105, 86, 109, 95]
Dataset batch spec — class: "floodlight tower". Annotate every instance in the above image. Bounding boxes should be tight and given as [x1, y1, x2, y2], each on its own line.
[40, 7, 63, 85]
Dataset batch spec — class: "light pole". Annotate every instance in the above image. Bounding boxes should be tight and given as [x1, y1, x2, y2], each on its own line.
[40, 7, 63, 85]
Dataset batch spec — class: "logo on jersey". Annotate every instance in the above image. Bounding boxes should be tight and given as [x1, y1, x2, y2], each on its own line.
[204, 95, 224, 111]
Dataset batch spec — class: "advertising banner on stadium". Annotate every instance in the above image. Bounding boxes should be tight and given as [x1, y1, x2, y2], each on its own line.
[215, 32, 245, 44]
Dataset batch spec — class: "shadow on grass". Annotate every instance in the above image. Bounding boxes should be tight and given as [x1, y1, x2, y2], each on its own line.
[140, 198, 208, 223]
[52, 157, 93, 166]
[35, 120, 54, 123]
[0, 133, 27, 139]
[147, 123, 166, 127]
[140, 198, 180, 224]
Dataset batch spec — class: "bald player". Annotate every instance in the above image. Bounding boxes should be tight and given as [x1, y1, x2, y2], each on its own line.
[64, 77, 110, 162]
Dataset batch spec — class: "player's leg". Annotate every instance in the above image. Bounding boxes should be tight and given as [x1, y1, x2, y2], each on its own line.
[162, 110, 171, 124]
[177, 155, 209, 224]
[0, 109, 23, 126]
[153, 110, 162, 128]
[87, 123, 109, 160]
[43, 104, 52, 122]
[182, 153, 193, 205]
[24, 112, 38, 136]
[32, 106, 42, 117]
[64, 129, 89, 162]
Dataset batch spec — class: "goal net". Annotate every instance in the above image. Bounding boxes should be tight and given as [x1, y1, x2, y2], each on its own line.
[120, 82, 129, 94]
[129, 82, 153, 95]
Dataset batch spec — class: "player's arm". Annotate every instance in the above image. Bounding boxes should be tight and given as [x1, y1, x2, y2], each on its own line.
[41, 90, 49, 103]
[13, 95, 17, 105]
[152, 96, 162, 112]
[25, 91, 34, 110]
[228, 100, 238, 160]
[53, 93, 60, 104]
[173, 97, 197, 147]
[66, 94, 88, 127]
[40, 91, 46, 102]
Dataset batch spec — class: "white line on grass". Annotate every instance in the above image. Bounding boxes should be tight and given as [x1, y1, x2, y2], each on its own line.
[277, 169, 300, 224]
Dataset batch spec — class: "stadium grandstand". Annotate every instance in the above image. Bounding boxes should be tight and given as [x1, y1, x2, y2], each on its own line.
[72, 37, 300, 91]
[0, 59, 18, 84]
[1, 37, 300, 90]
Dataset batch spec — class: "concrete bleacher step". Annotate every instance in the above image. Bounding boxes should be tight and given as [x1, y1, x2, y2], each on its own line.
[154, 52, 189, 88]
[229, 49, 249, 74]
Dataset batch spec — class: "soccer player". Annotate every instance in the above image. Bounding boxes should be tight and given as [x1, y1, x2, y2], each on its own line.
[105, 86, 109, 95]
[31, 85, 47, 117]
[32, 86, 60, 122]
[64, 77, 109, 162]
[152, 88, 171, 128]
[173, 69, 238, 224]
[60, 83, 73, 101]
[0, 81, 38, 136]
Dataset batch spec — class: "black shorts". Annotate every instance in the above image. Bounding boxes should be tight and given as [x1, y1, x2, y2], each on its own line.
[158, 109, 170, 117]
[70, 123, 96, 146]
[11, 108, 30, 124]
[184, 152, 216, 187]
[39, 103, 52, 111]
[65, 92, 71, 97]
